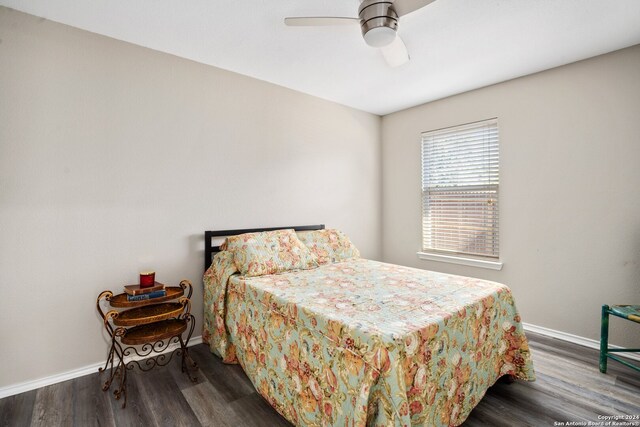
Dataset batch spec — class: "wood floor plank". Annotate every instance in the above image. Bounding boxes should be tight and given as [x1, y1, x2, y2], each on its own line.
[465, 392, 537, 427]
[189, 344, 255, 403]
[488, 382, 576, 425]
[227, 392, 292, 427]
[106, 368, 155, 427]
[181, 381, 235, 427]
[130, 363, 202, 427]
[167, 349, 205, 391]
[72, 372, 115, 427]
[30, 380, 74, 427]
[616, 373, 640, 389]
[0, 389, 36, 427]
[533, 370, 639, 415]
[508, 374, 617, 422]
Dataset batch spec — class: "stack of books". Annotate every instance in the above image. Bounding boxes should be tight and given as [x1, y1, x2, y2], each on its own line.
[124, 282, 166, 301]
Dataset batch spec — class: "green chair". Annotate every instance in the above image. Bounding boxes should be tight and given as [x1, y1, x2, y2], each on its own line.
[599, 304, 640, 373]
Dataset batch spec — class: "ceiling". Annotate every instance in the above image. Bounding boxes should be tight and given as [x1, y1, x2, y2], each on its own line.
[2, 0, 640, 115]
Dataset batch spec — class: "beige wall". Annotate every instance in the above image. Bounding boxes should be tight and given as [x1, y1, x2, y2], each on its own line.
[2, 4, 639, 391]
[382, 45, 640, 347]
[0, 8, 381, 388]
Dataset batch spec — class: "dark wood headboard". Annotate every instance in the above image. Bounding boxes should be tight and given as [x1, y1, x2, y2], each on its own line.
[204, 224, 325, 271]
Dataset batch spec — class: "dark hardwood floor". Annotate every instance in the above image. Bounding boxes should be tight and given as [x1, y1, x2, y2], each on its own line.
[1, 332, 638, 426]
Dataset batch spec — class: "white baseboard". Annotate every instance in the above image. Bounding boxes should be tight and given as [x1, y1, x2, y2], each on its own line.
[0, 336, 203, 399]
[523, 323, 640, 362]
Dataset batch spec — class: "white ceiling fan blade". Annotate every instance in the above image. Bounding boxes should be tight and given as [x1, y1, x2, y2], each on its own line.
[284, 17, 360, 26]
[392, 0, 437, 17]
[381, 35, 410, 67]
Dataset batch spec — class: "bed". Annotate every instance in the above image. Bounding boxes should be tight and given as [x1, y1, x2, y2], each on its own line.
[203, 225, 534, 426]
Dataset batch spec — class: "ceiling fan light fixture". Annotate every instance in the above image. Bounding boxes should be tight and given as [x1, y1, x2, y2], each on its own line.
[363, 25, 397, 47]
[359, 0, 399, 47]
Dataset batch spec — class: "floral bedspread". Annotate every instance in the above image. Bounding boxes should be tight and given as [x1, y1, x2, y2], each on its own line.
[203, 256, 534, 426]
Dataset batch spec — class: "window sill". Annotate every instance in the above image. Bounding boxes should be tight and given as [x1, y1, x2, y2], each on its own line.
[416, 252, 503, 271]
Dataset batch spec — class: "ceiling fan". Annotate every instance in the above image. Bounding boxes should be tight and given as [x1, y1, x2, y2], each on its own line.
[284, 0, 436, 67]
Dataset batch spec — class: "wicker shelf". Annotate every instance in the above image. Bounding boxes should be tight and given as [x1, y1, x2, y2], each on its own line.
[113, 302, 186, 327]
[121, 318, 188, 345]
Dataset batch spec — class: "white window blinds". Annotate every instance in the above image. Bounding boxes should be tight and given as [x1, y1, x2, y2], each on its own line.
[421, 119, 499, 258]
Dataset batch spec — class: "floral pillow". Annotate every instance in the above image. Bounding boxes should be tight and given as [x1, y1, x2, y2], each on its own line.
[297, 229, 360, 265]
[224, 229, 319, 277]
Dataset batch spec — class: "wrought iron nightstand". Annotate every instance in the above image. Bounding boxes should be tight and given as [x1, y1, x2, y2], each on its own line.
[96, 280, 198, 408]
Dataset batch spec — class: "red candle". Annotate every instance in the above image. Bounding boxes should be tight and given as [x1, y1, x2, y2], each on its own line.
[139, 271, 155, 288]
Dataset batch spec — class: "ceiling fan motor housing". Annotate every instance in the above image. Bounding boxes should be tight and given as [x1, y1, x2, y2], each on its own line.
[359, 0, 398, 47]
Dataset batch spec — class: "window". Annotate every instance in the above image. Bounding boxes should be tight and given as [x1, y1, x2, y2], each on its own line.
[421, 118, 499, 260]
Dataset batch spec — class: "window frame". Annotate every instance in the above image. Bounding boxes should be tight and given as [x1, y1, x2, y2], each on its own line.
[417, 118, 503, 270]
